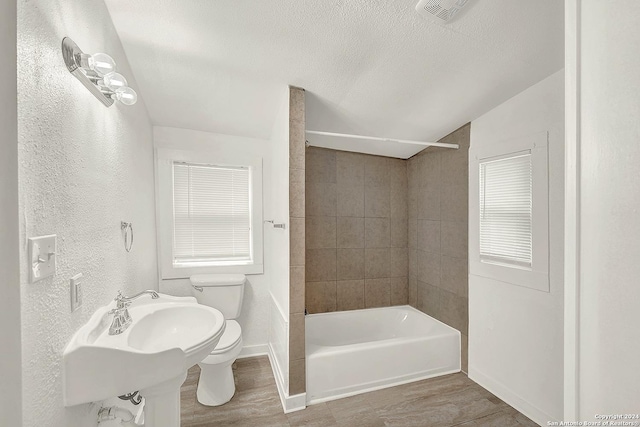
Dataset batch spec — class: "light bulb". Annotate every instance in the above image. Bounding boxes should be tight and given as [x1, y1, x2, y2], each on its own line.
[113, 87, 137, 106]
[88, 53, 116, 76]
[102, 72, 128, 91]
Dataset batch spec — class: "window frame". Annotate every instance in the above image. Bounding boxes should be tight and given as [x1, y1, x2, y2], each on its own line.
[156, 148, 264, 279]
[470, 132, 549, 292]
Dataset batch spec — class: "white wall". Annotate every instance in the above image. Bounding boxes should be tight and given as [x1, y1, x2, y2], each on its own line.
[469, 70, 564, 424]
[575, 0, 640, 414]
[17, 0, 157, 425]
[0, 1, 22, 426]
[267, 90, 291, 395]
[154, 127, 275, 353]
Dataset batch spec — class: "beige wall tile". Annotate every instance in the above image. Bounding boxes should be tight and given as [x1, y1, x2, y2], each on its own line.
[418, 150, 440, 187]
[337, 280, 365, 311]
[440, 182, 467, 222]
[441, 255, 468, 298]
[337, 216, 364, 248]
[390, 184, 408, 219]
[306, 281, 337, 314]
[365, 278, 391, 308]
[390, 277, 408, 305]
[290, 266, 305, 314]
[364, 156, 389, 187]
[289, 119, 305, 170]
[390, 217, 408, 248]
[417, 219, 440, 253]
[290, 167, 305, 184]
[364, 185, 390, 218]
[290, 217, 305, 267]
[337, 185, 364, 217]
[289, 86, 305, 123]
[408, 248, 418, 278]
[290, 179, 305, 218]
[389, 158, 407, 188]
[306, 248, 336, 281]
[440, 147, 468, 188]
[306, 216, 336, 249]
[389, 247, 408, 277]
[336, 248, 364, 280]
[417, 249, 440, 286]
[440, 291, 468, 335]
[417, 184, 440, 220]
[337, 151, 365, 186]
[461, 333, 468, 373]
[417, 280, 442, 319]
[441, 220, 468, 259]
[306, 182, 336, 216]
[409, 276, 418, 307]
[306, 147, 336, 184]
[365, 217, 390, 248]
[289, 358, 306, 395]
[289, 313, 305, 360]
[408, 218, 417, 249]
[365, 248, 390, 279]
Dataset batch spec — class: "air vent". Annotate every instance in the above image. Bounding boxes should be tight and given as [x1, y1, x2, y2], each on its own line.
[415, 0, 469, 22]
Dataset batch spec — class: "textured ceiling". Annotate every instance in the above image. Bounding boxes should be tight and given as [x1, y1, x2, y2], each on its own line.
[104, 0, 563, 144]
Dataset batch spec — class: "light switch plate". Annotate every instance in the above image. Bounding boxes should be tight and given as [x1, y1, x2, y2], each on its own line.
[70, 273, 83, 312]
[28, 234, 57, 283]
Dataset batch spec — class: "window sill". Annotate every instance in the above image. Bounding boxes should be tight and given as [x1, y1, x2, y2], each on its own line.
[161, 263, 264, 279]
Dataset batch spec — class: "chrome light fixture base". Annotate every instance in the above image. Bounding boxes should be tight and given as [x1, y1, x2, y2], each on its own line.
[62, 37, 115, 107]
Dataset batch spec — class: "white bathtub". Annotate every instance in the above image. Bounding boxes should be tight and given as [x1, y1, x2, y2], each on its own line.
[306, 305, 461, 404]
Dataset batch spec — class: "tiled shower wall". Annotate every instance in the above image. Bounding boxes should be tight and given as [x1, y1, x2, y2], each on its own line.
[408, 123, 470, 371]
[305, 148, 409, 313]
[288, 86, 306, 395]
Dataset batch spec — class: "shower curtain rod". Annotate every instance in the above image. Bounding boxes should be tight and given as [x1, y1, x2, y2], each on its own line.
[305, 130, 459, 149]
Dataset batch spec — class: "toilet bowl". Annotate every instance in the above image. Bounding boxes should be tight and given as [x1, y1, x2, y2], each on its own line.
[196, 320, 243, 406]
[189, 274, 246, 406]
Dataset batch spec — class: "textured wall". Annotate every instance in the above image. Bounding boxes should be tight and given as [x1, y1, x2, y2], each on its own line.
[288, 87, 306, 396]
[305, 147, 408, 313]
[468, 71, 563, 423]
[0, 0, 22, 425]
[408, 124, 470, 371]
[18, 0, 157, 426]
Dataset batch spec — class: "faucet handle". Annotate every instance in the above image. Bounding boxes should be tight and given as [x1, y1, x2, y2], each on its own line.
[114, 291, 131, 309]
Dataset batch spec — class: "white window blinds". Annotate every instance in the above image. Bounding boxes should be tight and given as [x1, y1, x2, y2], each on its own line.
[479, 152, 532, 268]
[172, 162, 251, 265]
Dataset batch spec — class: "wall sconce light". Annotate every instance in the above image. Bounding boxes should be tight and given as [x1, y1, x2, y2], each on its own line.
[61, 37, 138, 107]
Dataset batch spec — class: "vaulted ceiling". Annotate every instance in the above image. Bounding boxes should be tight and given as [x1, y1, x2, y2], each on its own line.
[105, 0, 563, 143]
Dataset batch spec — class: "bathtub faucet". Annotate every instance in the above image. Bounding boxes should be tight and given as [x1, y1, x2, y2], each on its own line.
[108, 290, 159, 335]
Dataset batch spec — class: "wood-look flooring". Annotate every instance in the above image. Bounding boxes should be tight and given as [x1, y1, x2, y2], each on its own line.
[180, 356, 538, 427]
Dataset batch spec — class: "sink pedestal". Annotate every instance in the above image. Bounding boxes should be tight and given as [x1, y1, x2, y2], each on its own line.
[140, 371, 187, 427]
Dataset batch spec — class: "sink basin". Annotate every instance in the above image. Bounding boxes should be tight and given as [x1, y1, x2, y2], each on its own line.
[63, 293, 225, 407]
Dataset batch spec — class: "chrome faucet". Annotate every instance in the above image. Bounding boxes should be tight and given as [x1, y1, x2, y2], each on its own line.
[108, 290, 160, 335]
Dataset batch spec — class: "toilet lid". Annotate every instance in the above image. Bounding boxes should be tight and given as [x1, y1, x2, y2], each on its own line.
[211, 320, 242, 354]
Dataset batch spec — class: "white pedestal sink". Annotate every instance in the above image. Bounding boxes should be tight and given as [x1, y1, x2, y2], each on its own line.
[63, 294, 225, 427]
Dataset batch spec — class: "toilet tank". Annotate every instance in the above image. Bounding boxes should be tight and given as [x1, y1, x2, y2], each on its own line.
[190, 274, 246, 319]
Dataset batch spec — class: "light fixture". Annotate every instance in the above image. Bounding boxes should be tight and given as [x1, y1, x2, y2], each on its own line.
[61, 37, 138, 107]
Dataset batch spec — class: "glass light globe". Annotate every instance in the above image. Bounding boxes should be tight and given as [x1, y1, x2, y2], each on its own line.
[113, 87, 137, 106]
[102, 72, 128, 91]
[88, 53, 116, 76]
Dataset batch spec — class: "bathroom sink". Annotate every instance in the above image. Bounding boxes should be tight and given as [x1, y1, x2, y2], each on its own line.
[63, 294, 225, 407]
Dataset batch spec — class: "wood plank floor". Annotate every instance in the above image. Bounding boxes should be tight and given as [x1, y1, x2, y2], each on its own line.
[180, 356, 538, 427]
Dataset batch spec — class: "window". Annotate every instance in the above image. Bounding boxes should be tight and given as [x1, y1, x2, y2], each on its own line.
[156, 149, 263, 278]
[470, 132, 549, 291]
[479, 152, 532, 268]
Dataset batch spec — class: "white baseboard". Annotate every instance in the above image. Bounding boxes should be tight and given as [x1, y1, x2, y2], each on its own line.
[267, 343, 306, 414]
[238, 344, 269, 359]
[469, 366, 558, 427]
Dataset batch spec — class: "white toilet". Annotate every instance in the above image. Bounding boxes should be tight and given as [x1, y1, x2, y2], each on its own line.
[189, 274, 246, 406]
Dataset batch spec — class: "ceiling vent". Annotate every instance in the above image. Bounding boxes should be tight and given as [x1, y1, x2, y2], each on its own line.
[415, 0, 469, 22]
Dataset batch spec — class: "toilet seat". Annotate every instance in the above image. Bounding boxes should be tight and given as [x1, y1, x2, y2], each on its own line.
[199, 320, 242, 365]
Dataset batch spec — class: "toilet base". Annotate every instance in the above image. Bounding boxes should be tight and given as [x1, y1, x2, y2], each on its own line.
[197, 359, 236, 406]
